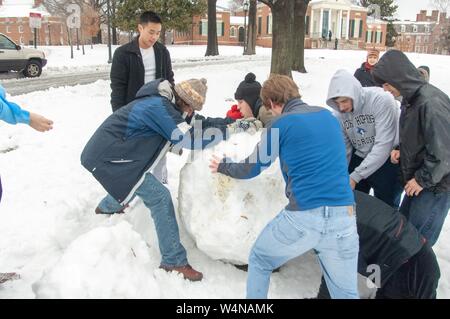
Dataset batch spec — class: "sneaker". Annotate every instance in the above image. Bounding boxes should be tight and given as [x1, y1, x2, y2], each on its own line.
[95, 204, 128, 215]
[159, 264, 203, 282]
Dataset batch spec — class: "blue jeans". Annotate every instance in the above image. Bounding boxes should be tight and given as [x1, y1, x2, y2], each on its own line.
[98, 173, 187, 267]
[349, 153, 403, 208]
[247, 207, 359, 299]
[400, 190, 450, 246]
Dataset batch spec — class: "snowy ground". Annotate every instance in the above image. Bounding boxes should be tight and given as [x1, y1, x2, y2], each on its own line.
[0, 45, 449, 298]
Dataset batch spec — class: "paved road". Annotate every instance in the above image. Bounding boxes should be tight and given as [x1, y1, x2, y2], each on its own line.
[0, 56, 270, 96]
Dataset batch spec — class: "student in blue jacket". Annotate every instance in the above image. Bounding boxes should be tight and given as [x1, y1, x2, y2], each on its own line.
[210, 75, 359, 299]
[0, 84, 53, 284]
[81, 78, 231, 282]
[0, 84, 53, 202]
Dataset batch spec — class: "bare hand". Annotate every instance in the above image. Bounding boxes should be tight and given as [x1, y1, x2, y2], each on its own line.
[391, 150, 400, 164]
[404, 178, 423, 197]
[350, 178, 357, 190]
[209, 155, 223, 173]
[29, 112, 53, 132]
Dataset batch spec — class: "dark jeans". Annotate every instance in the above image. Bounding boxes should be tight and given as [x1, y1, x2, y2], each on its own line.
[400, 189, 450, 246]
[349, 153, 403, 208]
[317, 244, 440, 299]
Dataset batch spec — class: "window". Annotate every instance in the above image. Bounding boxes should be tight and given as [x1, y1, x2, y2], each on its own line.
[258, 16, 262, 35]
[267, 15, 272, 35]
[416, 36, 421, 43]
[6, 26, 11, 33]
[19, 25, 24, 33]
[201, 20, 208, 36]
[358, 19, 363, 38]
[0, 34, 17, 49]
[366, 31, 371, 43]
[61, 24, 64, 34]
[413, 25, 418, 32]
[305, 16, 310, 35]
[425, 25, 430, 33]
[19, 36, 24, 45]
[401, 25, 406, 33]
[217, 21, 224, 37]
[350, 19, 355, 37]
[376, 31, 382, 43]
[230, 27, 236, 37]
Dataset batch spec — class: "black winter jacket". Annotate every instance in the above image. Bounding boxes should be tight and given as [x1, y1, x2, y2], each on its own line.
[373, 50, 450, 192]
[110, 37, 174, 112]
[354, 191, 425, 286]
[354, 63, 380, 87]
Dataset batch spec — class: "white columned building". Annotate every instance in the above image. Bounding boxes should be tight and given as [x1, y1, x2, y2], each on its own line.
[309, 0, 367, 40]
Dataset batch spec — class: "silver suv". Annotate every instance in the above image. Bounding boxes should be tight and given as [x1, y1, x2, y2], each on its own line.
[0, 33, 47, 77]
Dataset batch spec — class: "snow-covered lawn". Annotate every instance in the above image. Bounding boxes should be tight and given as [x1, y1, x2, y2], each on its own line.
[0, 46, 449, 298]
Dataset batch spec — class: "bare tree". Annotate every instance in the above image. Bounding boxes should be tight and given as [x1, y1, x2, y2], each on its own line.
[205, 0, 219, 56]
[244, 0, 257, 55]
[259, 0, 295, 77]
[292, 0, 310, 73]
[430, 0, 450, 13]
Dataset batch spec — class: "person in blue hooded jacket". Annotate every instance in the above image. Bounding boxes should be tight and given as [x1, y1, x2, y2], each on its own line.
[0, 84, 53, 284]
[81, 78, 229, 282]
[0, 84, 53, 202]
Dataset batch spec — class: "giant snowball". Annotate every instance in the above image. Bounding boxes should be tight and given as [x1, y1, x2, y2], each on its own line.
[178, 129, 287, 265]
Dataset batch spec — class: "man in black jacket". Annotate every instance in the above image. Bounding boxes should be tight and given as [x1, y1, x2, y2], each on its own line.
[317, 191, 440, 299]
[372, 50, 450, 246]
[110, 11, 174, 111]
[110, 11, 174, 184]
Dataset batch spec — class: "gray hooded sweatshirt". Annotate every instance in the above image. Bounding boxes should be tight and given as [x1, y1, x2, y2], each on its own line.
[326, 69, 398, 183]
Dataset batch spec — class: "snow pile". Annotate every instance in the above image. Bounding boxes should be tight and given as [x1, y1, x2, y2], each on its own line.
[33, 222, 160, 299]
[178, 129, 287, 265]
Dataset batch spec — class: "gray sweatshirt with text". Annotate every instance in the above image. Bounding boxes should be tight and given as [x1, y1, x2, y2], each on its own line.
[326, 69, 398, 183]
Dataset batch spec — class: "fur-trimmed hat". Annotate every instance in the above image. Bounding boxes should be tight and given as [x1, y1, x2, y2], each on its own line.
[174, 78, 208, 111]
[367, 48, 380, 59]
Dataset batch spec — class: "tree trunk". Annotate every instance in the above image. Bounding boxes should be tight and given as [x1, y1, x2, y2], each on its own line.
[96, 29, 102, 44]
[292, 0, 309, 73]
[244, 0, 257, 55]
[111, 0, 118, 45]
[160, 25, 167, 45]
[112, 27, 118, 45]
[270, 0, 295, 77]
[205, 0, 219, 56]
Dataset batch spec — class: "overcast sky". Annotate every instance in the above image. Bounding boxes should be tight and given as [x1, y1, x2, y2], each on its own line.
[394, 0, 440, 21]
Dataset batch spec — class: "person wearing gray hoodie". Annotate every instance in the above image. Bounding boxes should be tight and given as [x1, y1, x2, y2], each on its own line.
[326, 69, 403, 207]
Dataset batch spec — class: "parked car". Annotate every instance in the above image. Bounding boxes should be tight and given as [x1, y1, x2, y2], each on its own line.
[0, 33, 47, 77]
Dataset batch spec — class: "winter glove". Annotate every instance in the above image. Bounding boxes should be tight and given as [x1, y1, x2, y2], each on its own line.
[227, 118, 263, 134]
[226, 104, 243, 120]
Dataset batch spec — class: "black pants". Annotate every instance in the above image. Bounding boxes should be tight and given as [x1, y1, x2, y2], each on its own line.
[317, 244, 440, 299]
[349, 153, 403, 208]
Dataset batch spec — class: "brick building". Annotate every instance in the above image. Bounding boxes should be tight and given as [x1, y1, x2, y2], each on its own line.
[393, 10, 449, 55]
[173, 0, 387, 51]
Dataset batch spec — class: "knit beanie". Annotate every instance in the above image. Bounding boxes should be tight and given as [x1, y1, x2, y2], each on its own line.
[234, 73, 262, 117]
[174, 78, 207, 111]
